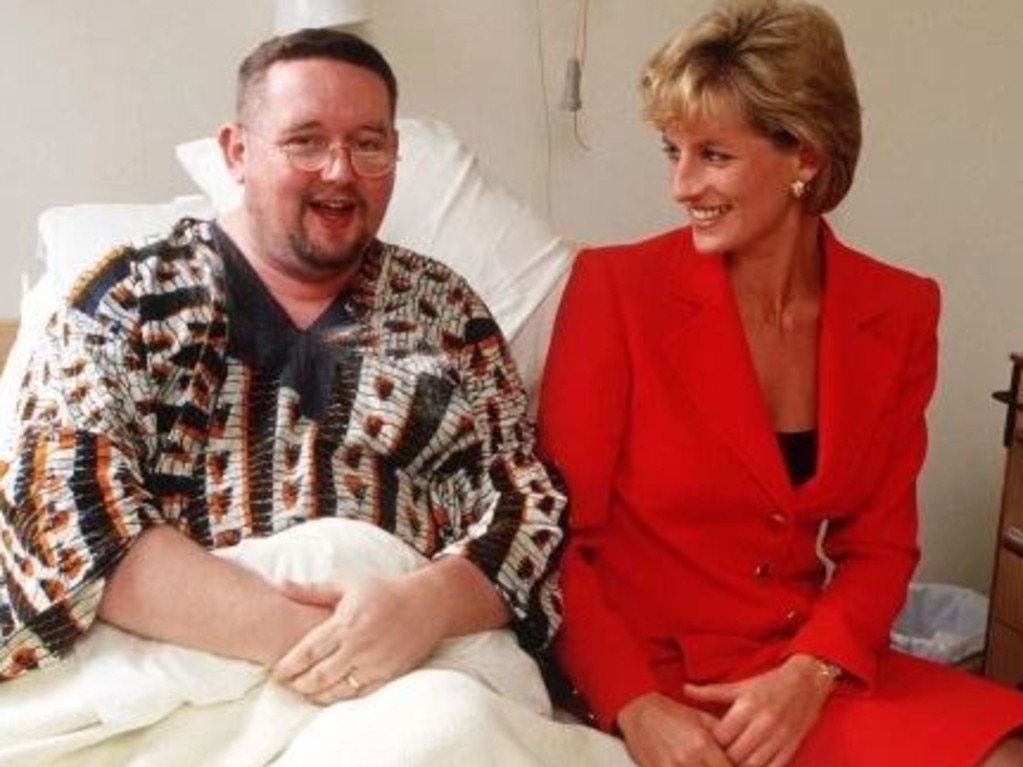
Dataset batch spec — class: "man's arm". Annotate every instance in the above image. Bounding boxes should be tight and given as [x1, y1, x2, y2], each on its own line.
[99, 525, 328, 666]
[1, 243, 327, 679]
[401, 554, 512, 638]
[445, 300, 567, 652]
[0, 291, 165, 679]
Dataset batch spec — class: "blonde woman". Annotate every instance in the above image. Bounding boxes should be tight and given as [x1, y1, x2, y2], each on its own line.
[539, 1, 1023, 765]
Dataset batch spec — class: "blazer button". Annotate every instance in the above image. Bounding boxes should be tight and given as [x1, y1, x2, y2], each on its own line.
[754, 562, 773, 579]
[766, 511, 789, 531]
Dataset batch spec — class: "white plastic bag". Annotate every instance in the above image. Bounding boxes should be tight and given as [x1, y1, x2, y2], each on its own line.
[890, 582, 989, 664]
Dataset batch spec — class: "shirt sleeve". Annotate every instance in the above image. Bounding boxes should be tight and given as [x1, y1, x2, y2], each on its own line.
[435, 279, 567, 653]
[0, 273, 165, 680]
[538, 252, 661, 730]
[785, 277, 941, 689]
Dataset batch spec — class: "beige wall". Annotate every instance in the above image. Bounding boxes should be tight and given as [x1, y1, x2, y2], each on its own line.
[3, 1, 1022, 593]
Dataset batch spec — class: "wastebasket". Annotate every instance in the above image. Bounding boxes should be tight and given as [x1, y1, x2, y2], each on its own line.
[890, 582, 989, 665]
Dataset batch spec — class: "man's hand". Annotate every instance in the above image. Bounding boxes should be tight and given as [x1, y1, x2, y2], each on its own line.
[684, 655, 835, 767]
[272, 574, 447, 704]
[272, 555, 509, 705]
[617, 691, 733, 767]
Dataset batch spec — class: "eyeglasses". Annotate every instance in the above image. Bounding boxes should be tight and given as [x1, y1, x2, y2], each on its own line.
[276, 136, 399, 178]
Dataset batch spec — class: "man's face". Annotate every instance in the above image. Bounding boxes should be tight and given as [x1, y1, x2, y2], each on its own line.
[224, 58, 397, 282]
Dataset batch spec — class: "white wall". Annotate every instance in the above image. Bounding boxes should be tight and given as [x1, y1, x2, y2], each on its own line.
[3, 1, 1022, 593]
[0, 1, 269, 298]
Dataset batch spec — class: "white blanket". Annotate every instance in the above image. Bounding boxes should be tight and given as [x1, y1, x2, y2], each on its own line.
[0, 519, 633, 766]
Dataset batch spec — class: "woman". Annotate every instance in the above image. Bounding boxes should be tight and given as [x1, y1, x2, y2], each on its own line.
[538, 1, 1023, 766]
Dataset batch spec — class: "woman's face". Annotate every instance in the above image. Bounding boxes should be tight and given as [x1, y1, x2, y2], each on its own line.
[662, 104, 814, 257]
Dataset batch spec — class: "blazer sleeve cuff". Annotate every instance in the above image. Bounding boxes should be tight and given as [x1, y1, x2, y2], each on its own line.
[785, 610, 879, 692]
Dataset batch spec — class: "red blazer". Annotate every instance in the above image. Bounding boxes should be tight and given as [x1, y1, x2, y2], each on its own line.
[538, 224, 940, 730]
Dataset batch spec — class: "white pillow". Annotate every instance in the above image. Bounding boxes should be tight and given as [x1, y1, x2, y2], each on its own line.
[174, 118, 576, 393]
[0, 274, 60, 456]
[37, 195, 214, 295]
[175, 139, 242, 214]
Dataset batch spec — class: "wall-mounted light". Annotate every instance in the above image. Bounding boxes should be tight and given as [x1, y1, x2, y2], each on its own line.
[274, 0, 372, 35]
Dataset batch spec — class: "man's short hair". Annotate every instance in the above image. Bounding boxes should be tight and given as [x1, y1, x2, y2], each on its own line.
[236, 28, 399, 122]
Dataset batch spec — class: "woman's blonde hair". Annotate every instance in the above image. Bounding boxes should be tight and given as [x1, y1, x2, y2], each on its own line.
[641, 0, 861, 214]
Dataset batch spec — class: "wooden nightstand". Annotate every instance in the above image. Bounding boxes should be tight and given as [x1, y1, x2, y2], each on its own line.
[987, 353, 1023, 688]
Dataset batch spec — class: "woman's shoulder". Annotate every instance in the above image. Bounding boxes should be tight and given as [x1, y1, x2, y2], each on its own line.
[827, 227, 940, 309]
[579, 226, 692, 262]
[826, 234, 941, 344]
[572, 226, 697, 287]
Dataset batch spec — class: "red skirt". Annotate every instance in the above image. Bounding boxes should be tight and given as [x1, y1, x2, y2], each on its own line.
[790, 651, 1023, 767]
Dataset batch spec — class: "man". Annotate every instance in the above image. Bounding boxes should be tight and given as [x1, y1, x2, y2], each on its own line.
[0, 29, 565, 707]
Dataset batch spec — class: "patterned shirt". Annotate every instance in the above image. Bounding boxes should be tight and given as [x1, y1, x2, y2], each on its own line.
[0, 219, 565, 680]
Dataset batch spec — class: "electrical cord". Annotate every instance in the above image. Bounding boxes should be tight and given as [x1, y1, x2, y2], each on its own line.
[533, 0, 554, 220]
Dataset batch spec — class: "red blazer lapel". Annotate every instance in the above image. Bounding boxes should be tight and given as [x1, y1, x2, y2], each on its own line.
[661, 234, 794, 507]
[656, 225, 905, 510]
[815, 229, 904, 501]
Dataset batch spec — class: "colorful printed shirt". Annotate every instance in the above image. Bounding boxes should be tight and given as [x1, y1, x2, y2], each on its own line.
[0, 219, 565, 680]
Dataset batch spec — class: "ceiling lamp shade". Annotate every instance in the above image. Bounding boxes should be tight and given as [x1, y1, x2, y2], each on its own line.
[274, 0, 371, 34]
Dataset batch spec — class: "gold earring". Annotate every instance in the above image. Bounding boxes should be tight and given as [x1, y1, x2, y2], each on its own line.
[791, 179, 807, 199]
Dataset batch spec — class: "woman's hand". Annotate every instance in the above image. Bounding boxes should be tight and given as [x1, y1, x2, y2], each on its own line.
[684, 655, 836, 767]
[617, 691, 733, 767]
[271, 575, 447, 704]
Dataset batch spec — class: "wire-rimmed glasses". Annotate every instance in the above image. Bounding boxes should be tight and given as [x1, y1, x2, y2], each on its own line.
[276, 136, 398, 178]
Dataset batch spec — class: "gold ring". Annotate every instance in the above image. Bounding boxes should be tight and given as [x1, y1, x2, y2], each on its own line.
[344, 671, 363, 692]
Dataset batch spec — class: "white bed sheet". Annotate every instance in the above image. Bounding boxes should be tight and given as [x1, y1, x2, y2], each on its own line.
[0, 520, 632, 767]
